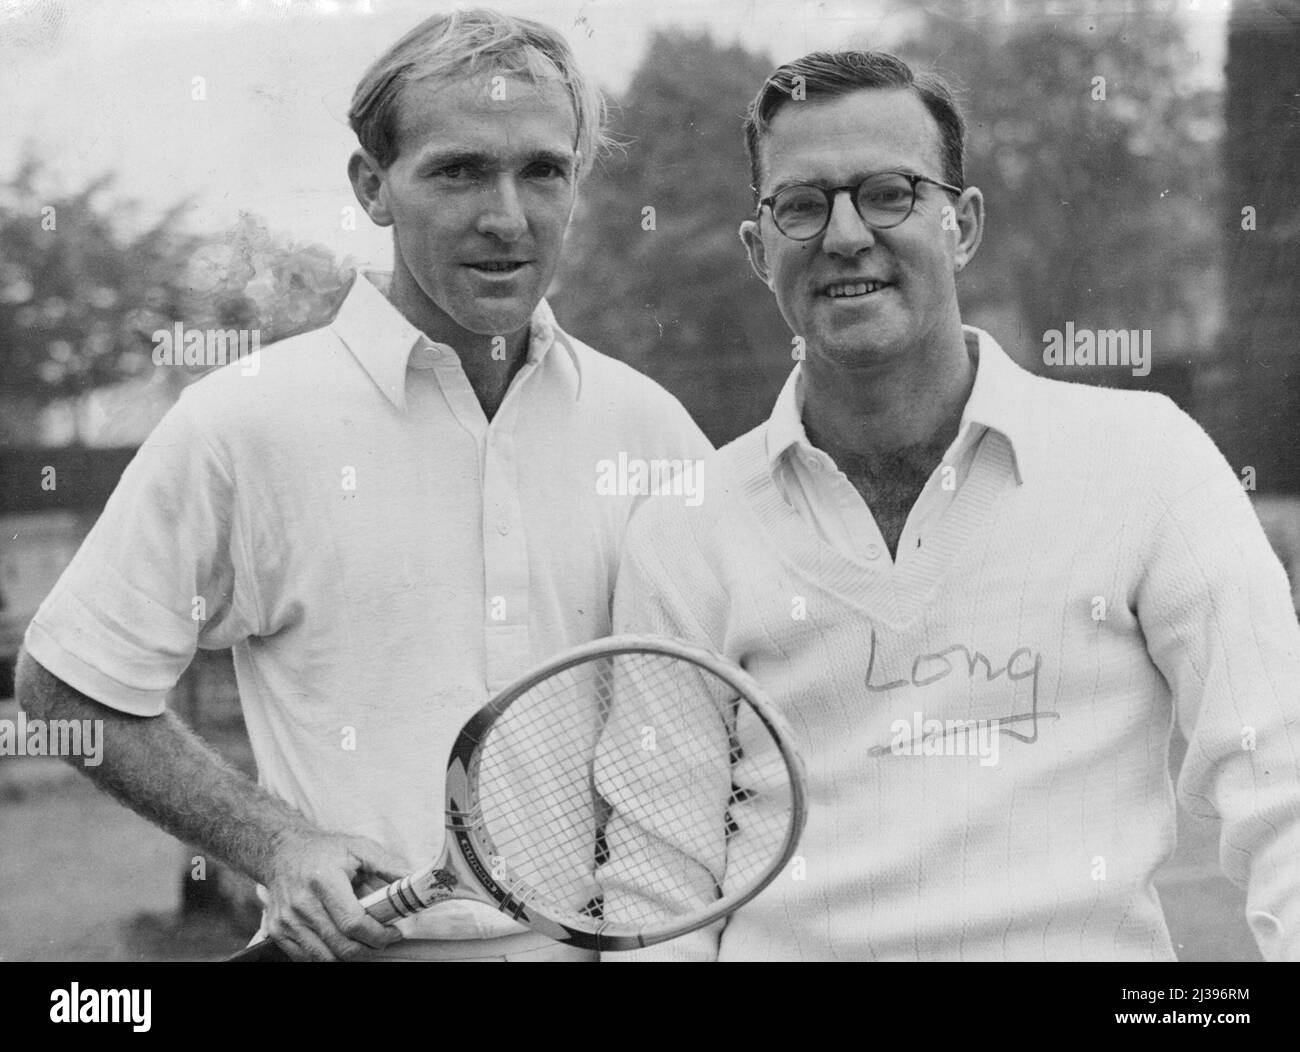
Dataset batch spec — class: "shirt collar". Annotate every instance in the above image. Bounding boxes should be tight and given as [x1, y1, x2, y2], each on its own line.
[765, 365, 814, 472]
[955, 325, 1042, 483]
[765, 325, 1041, 485]
[331, 270, 582, 411]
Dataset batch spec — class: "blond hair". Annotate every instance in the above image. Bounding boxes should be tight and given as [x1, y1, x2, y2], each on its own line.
[349, 8, 607, 174]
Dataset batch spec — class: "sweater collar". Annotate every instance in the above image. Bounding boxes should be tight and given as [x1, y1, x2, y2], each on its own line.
[765, 325, 1039, 485]
[332, 270, 582, 411]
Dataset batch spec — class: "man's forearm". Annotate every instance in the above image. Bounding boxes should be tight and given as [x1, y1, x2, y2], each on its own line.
[15, 648, 316, 886]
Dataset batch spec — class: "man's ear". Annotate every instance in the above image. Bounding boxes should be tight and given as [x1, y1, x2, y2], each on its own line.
[739, 219, 773, 288]
[348, 148, 393, 227]
[951, 185, 985, 273]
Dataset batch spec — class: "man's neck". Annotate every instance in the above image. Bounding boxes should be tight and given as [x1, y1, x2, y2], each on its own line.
[801, 328, 975, 558]
[802, 328, 974, 466]
[455, 335, 530, 422]
[382, 268, 531, 422]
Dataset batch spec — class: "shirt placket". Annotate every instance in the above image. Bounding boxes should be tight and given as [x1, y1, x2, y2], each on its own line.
[803, 447, 891, 569]
[431, 351, 538, 693]
[481, 411, 533, 692]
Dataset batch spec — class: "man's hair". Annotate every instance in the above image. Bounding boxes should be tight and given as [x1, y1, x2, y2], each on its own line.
[349, 8, 607, 173]
[743, 51, 966, 201]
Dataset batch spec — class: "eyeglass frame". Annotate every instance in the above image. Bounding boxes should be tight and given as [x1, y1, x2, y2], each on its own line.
[755, 171, 965, 241]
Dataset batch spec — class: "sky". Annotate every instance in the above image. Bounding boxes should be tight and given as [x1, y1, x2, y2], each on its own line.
[0, 0, 1230, 269]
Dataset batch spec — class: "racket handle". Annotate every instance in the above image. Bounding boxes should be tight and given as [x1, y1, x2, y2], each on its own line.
[358, 862, 458, 924]
[223, 863, 458, 961]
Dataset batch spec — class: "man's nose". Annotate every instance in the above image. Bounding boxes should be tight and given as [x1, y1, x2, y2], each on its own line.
[476, 175, 528, 241]
[820, 189, 876, 257]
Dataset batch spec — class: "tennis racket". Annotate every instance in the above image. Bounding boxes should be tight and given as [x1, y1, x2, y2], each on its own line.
[228, 634, 807, 959]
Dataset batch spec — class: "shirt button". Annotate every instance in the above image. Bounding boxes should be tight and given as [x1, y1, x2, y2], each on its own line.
[864, 543, 882, 560]
[497, 522, 510, 536]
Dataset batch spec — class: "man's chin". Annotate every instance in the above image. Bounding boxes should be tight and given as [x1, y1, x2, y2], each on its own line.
[809, 326, 903, 369]
[453, 299, 538, 340]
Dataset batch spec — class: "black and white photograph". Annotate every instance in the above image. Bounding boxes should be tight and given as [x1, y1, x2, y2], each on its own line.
[0, 0, 1296, 1016]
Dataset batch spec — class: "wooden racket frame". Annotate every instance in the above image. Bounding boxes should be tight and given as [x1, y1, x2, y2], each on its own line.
[231, 634, 807, 958]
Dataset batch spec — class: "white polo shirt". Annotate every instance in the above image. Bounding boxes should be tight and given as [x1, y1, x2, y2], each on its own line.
[26, 272, 712, 940]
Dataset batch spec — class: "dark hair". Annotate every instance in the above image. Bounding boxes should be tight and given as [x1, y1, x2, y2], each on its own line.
[743, 51, 966, 201]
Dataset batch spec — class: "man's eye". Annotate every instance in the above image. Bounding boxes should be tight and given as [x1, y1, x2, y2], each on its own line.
[435, 164, 477, 180]
[776, 191, 823, 216]
[525, 162, 565, 179]
[865, 187, 910, 208]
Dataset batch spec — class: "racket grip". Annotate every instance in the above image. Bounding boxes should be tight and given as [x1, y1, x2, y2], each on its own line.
[223, 863, 456, 960]
[358, 862, 457, 924]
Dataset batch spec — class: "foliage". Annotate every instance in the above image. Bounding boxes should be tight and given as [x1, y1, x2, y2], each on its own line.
[0, 157, 354, 445]
[179, 212, 354, 357]
[904, 6, 1222, 369]
[0, 156, 199, 440]
[553, 30, 792, 445]
[1199, 0, 1300, 492]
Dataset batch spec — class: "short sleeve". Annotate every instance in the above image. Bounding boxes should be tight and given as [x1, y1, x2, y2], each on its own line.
[24, 393, 260, 715]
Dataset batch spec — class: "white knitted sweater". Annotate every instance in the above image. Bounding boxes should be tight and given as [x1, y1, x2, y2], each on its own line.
[608, 371, 1300, 961]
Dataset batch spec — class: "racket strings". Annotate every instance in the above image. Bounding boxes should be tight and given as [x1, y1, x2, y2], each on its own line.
[471, 650, 796, 937]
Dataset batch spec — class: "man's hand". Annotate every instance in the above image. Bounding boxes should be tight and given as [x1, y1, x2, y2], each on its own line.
[16, 650, 414, 962]
[262, 829, 409, 961]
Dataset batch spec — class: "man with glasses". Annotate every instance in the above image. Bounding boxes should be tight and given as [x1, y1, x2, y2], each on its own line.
[606, 50, 1300, 960]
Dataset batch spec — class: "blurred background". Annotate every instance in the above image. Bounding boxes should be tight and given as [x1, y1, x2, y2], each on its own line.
[0, 0, 1296, 960]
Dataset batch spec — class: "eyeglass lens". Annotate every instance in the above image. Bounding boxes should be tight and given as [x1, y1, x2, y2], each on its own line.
[770, 173, 918, 238]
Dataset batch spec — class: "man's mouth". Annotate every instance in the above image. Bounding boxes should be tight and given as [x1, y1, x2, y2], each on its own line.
[823, 279, 892, 299]
[466, 261, 530, 275]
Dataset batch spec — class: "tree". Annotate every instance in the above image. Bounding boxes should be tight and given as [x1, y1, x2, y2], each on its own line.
[0, 158, 355, 447]
[0, 155, 200, 444]
[1199, 0, 1300, 493]
[179, 211, 354, 359]
[553, 30, 792, 445]
[896, 2, 1222, 393]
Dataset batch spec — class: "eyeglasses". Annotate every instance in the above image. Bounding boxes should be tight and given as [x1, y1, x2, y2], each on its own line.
[757, 171, 963, 241]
